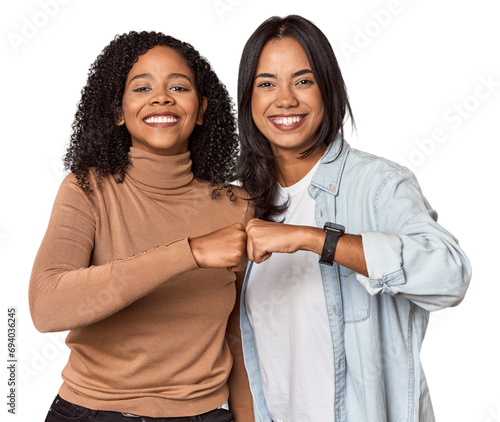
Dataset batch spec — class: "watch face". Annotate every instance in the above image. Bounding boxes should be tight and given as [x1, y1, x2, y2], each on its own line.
[324, 222, 345, 233]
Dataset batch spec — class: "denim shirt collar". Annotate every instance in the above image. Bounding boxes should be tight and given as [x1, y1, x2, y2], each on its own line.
[310, 134, 350, 196]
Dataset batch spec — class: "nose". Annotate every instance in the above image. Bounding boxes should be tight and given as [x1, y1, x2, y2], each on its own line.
[149, 88, 174, 105]
[274, 85, 298, 108]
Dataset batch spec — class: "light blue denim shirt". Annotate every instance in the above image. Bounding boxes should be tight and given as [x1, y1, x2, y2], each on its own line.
[240, 137, 471, 422]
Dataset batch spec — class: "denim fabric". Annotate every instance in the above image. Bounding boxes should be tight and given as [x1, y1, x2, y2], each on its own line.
[240, 137, 471, 421]
[44, 395, 233, 422]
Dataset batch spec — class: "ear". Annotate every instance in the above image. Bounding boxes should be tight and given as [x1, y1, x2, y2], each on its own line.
[196, 97, 208, 126]
[115, 108, 125, 126]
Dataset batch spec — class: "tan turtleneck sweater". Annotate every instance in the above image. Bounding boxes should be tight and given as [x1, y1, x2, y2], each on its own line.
[29, 147, 254, 420]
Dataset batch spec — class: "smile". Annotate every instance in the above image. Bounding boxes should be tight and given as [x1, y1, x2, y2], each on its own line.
[144, 116, 180, 123]
[143, 112, 181, 128]
[268, 114, 307, 131]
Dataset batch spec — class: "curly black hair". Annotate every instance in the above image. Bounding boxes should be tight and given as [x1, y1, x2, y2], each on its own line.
[64, 31, 238, 194]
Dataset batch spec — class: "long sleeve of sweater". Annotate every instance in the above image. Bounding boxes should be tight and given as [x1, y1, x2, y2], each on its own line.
[29, 175, 200, 333]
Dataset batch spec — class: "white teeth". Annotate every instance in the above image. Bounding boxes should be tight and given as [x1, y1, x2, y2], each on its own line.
[144, 115, 180, 123]
[271, 115, 303, 125]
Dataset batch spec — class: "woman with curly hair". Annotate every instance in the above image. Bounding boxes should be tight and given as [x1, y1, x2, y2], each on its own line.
[30, 31, 254, 422]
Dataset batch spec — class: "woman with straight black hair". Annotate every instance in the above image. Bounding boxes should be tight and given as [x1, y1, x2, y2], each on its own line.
[237, 14, 353, 221]
[236, 15, 471, 421]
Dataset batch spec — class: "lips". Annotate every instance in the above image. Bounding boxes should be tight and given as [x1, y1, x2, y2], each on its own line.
[268, 114, 307, 131]
[143, 111, 180, 127]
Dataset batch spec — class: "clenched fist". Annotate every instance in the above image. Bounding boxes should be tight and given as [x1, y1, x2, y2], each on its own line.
[189, 223, 248, 272]
[245, 218, 325, 263]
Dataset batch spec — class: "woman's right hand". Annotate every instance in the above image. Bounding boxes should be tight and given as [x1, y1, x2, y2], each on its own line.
[189, 223, 248, 272]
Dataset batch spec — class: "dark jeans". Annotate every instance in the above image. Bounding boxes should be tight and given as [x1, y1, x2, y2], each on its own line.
[45, 395, 234, 422]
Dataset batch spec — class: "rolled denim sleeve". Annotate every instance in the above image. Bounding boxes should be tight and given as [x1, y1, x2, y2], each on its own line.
[355, 170, 471, 311]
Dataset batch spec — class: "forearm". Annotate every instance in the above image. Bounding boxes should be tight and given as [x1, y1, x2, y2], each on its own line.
[29, 238, 198, 332]
[300, 226, 368, 276]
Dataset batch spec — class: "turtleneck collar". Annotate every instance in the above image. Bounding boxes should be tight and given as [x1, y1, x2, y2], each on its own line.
[126, 147, 195, 194]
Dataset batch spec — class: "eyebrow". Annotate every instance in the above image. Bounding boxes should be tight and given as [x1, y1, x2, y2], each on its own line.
[129, 72, 193, 84]
[254, 69, 313, 79]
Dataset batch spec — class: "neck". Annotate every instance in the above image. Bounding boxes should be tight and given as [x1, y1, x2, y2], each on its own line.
[126, 147, 195, 193]
[274, 143, 326, 187]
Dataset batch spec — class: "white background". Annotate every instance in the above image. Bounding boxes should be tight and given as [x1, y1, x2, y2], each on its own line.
[1, 0, 499, 421]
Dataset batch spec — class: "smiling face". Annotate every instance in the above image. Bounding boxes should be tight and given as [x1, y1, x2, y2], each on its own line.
[251, 37, 324, 158]
[117, 45, 207, 156]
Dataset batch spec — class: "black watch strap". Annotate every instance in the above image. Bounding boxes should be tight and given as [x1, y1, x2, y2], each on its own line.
[319, 223, 345, 266]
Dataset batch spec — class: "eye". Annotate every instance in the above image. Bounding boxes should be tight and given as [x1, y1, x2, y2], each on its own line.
[296, 79, 314, 86]
[170, 86, 189, 92]
[256, 81, 275, 88]
[132, 86, 151, 93]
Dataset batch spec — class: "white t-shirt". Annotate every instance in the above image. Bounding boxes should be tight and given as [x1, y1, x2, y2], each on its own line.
[246, 161, 335, 421]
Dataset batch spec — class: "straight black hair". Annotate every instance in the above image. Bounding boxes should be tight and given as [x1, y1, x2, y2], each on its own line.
[235, 15, 354, 220]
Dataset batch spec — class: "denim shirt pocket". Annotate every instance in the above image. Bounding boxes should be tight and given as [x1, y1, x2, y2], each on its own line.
[339, 265, 371, 323]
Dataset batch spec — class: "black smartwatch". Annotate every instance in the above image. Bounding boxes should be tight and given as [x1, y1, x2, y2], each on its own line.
[319, 222, 345, 266]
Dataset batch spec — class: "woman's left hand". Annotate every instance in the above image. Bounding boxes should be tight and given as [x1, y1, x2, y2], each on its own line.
[245, 218, 325, 263]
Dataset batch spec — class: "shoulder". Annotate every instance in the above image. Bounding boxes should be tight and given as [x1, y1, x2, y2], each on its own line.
[344, 147, 417, 187]
[346, 148, 412, 176]
[225, 183, 251, 201]
[61, 168, 102, 188]
[58, 168, 114, 207]
[196, 179, 255, 224]
[194, 179, 249, 201]
[322, 146, 423, 205]
[60, 172, 87, 194]
[225, 183, 255, 224]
